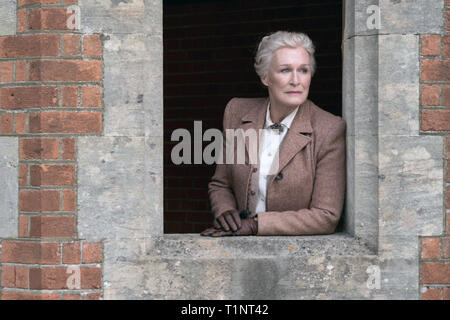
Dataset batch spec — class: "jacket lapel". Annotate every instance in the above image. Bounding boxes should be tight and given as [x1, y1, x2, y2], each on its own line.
[267, 99, 313, 186]
[237, 97, 269, 165]
[236, 97, 313, 173]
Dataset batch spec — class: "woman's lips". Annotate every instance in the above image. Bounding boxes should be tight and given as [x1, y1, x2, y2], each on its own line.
[286, 91, 302, 94]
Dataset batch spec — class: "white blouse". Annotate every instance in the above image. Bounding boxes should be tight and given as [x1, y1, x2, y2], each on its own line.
[255, 101, 299, 214]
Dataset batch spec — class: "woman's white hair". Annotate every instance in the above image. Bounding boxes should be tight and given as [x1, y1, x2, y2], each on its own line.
[254, 31, 316, 79]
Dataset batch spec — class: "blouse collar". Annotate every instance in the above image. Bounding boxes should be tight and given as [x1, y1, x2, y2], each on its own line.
[264, 101, 300, 130]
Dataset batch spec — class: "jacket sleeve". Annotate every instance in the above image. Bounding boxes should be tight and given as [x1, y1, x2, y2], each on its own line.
[257, 118, 346, 235]
[208, 98, 239, 218]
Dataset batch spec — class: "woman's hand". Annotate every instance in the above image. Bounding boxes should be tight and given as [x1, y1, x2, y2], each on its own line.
[213, 210, 242, 232]
[200, 217, 258, 237]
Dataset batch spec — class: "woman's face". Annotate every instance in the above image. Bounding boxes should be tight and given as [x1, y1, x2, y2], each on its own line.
[261, 46, 312, 110]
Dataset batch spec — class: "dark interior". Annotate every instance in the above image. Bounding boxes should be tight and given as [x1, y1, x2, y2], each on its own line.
[163, 0, 343, 233]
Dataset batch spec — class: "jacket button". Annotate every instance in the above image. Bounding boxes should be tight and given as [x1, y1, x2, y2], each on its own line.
[252, 167, 257, 173]
[250, 190, 256, 195]
[276, 173, 283, 180]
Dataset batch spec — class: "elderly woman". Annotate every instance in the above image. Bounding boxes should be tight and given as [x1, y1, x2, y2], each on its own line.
[201, 31, 346, 237]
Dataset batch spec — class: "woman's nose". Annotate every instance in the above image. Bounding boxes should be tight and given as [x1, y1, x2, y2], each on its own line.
[290, 72, 300, 85]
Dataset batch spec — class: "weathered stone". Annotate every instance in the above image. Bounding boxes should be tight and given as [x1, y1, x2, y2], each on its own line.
[344, 0, 444, 39]
[343, 33, 379, 252]
[102, 33, 162, 137]
[379, 137, 443, 238]
[79, 0, 162, 35]
[144, 136, 163, 235]
[352, 135, 379, 251]
[102, 235, 378, 299]
[344, 0, 381, 39]
[0, 137, 18, 238]
[380, 0, 444, 34]
[78, 136, 156, 240]
[0, 0, 16, 36]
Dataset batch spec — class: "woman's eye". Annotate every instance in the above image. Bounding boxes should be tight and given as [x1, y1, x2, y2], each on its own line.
[281, 68, 290, 72]
[300, 68, 309, 74]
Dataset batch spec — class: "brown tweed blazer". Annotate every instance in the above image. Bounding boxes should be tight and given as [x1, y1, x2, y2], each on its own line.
[208, 97, 346, 236]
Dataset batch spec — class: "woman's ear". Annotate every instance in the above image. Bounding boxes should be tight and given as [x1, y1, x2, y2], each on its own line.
[260, 75, 269, 87]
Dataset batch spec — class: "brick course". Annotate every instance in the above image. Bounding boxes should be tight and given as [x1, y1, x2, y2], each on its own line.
[419, 18, 450, 298]
[420, 235, 450, 299]
[0, 0, 103, 300]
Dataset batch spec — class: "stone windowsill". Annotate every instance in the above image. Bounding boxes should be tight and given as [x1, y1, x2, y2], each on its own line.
[147, 232, 376, 259]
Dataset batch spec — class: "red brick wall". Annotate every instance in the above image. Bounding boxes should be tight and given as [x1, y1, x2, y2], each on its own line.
[163, 0, 343, 233]
[419, 0, 450, 300]
[0, 0, 103, 300]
